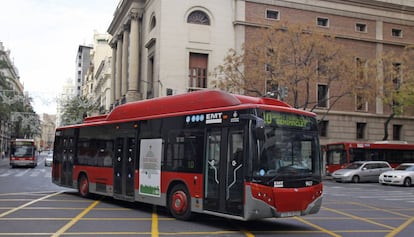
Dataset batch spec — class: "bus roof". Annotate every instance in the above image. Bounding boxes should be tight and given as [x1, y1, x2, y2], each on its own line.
[327, 141, 414, 149]
[71, 90, 313, 127]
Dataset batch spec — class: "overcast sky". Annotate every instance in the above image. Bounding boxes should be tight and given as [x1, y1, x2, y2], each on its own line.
[0, 0, 119, 115]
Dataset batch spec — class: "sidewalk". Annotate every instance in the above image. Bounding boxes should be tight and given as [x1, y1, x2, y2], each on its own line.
[0, 157, 9, 166]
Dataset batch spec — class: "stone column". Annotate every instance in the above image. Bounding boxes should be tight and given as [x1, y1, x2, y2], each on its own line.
[375, 20, 384, 114]
[110, 43, 117, 106]
[121, 25, 130, 98]
[126, 9, 141, 102]
[115, 35, 123, 102]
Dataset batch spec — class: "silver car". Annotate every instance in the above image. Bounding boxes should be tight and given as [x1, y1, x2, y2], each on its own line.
[331, 161, 392, 183]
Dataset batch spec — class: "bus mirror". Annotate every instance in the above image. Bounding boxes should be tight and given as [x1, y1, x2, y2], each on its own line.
[255, 127, 265, 140]
[255, 117, 265, 140]
[240, 114, 266, 140]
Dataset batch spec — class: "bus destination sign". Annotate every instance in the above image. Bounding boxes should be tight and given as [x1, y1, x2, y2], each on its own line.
[263, 112, 312, 128]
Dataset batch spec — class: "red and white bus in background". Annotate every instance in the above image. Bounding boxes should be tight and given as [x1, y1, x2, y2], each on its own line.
[52, 90, 323, 221]
[10, 138, 37, 168]
[325, 141, 414, 175]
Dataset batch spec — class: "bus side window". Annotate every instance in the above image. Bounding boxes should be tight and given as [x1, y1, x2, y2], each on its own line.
[165, 129, 203, 172]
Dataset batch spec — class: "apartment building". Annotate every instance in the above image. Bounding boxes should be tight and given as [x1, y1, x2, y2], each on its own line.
[0, 42, 26, 156]
[75, 45, 93, 97]
[105, 0, 414, 144]
[82, 32, 112, 114]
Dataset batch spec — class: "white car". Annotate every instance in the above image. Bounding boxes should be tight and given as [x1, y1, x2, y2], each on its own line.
[379, 163, 414, 187]
[44, 153, 53, 167]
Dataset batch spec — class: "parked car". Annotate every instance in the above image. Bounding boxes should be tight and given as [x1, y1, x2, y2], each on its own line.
[331, 161, 392, 183]
[379, 163, 414, 187]
[44, 153, 53, 167]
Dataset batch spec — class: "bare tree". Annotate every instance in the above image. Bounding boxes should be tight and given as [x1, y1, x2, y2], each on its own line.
[377, 46, 414, 140]
[212, 24, 374, 119]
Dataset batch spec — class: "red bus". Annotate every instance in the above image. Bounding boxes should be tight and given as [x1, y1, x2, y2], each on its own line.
[10, 138, 37, 168]
[52, 90, 322, 221]
[325, 141, 414, 174]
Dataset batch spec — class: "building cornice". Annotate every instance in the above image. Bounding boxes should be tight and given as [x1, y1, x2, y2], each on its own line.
[246, 0, 414, 24]
[314, 109, 414, 121]
[234, 20, 412, 47]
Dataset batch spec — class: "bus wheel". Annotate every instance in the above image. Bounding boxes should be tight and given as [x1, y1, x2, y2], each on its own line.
[78, 175, 90, 198]
[403, 177, 412, 187]
[352, 175, 360, 183]
[168, 184, 192, 220]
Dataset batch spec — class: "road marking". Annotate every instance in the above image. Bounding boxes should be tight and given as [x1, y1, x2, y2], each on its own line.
[15, 169, 30, 177]
[52, 199, 100, 237]
[386, 216, 414, 237]
[293, 216, 341, 237]
[350, 201, 411, 218]
[0, 171, 14, 177]
[152, 206, 159, 237]
[29, 172, 39, 177]
[0, 191, 62, 218]
[323, 207, 395, 230]
[241, 228, 255, 237]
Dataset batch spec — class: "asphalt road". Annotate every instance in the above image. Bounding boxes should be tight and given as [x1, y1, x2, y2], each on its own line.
[0, 156, 413, 237]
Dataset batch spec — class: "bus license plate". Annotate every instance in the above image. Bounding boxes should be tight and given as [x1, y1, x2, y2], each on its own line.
[280, 211, 301, 217]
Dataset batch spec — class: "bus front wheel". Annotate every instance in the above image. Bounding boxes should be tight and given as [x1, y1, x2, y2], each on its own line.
[168, 184, 192, 220]
[78, 174, 90, 198]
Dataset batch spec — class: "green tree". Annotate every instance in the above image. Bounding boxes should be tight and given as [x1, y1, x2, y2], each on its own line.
[61, 96, 99, 126]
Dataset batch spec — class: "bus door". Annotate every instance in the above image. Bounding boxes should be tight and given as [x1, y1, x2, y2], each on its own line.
[113, 133, 136, 201]
[204, 127, 245, 217]
[61, 136, 75, 187]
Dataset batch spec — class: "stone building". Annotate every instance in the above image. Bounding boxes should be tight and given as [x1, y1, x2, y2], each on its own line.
[240, 0, 414, 144]
[83, 32, 112, 114]
[105, 0, 414, 144]
[107, 0, 238, 106]
[75, 45, 93, 97]
[39, 113, 56, 151]
[0, 42, 26, 157]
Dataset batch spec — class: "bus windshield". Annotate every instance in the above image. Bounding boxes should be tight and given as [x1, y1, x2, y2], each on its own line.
[252, 111, 321, 183]
[11, 143, 35, 158]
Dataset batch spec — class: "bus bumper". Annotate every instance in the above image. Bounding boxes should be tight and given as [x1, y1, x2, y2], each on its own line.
[244, 184, 323, 220]
[10, 160, 37, 167]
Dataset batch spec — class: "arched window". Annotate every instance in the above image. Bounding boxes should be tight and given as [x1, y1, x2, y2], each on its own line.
[150, 15, 156, 30]
[187, 10, 210, 25]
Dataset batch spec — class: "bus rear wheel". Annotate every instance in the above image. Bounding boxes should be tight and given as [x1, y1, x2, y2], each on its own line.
[168, 184, 192, 220]
[78, 174, 90, 198]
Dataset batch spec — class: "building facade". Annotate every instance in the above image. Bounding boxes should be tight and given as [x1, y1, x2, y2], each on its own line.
[83, 32, 113, 114]
[56, 78, 76, 127]
[107, 0, 239, 105]
[104, 0, 414, 144]
[0, 42, 26, 157]
[241, 0, 414, 144]
[39, 113, 56, 151]
[75, 45, 93, 97]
